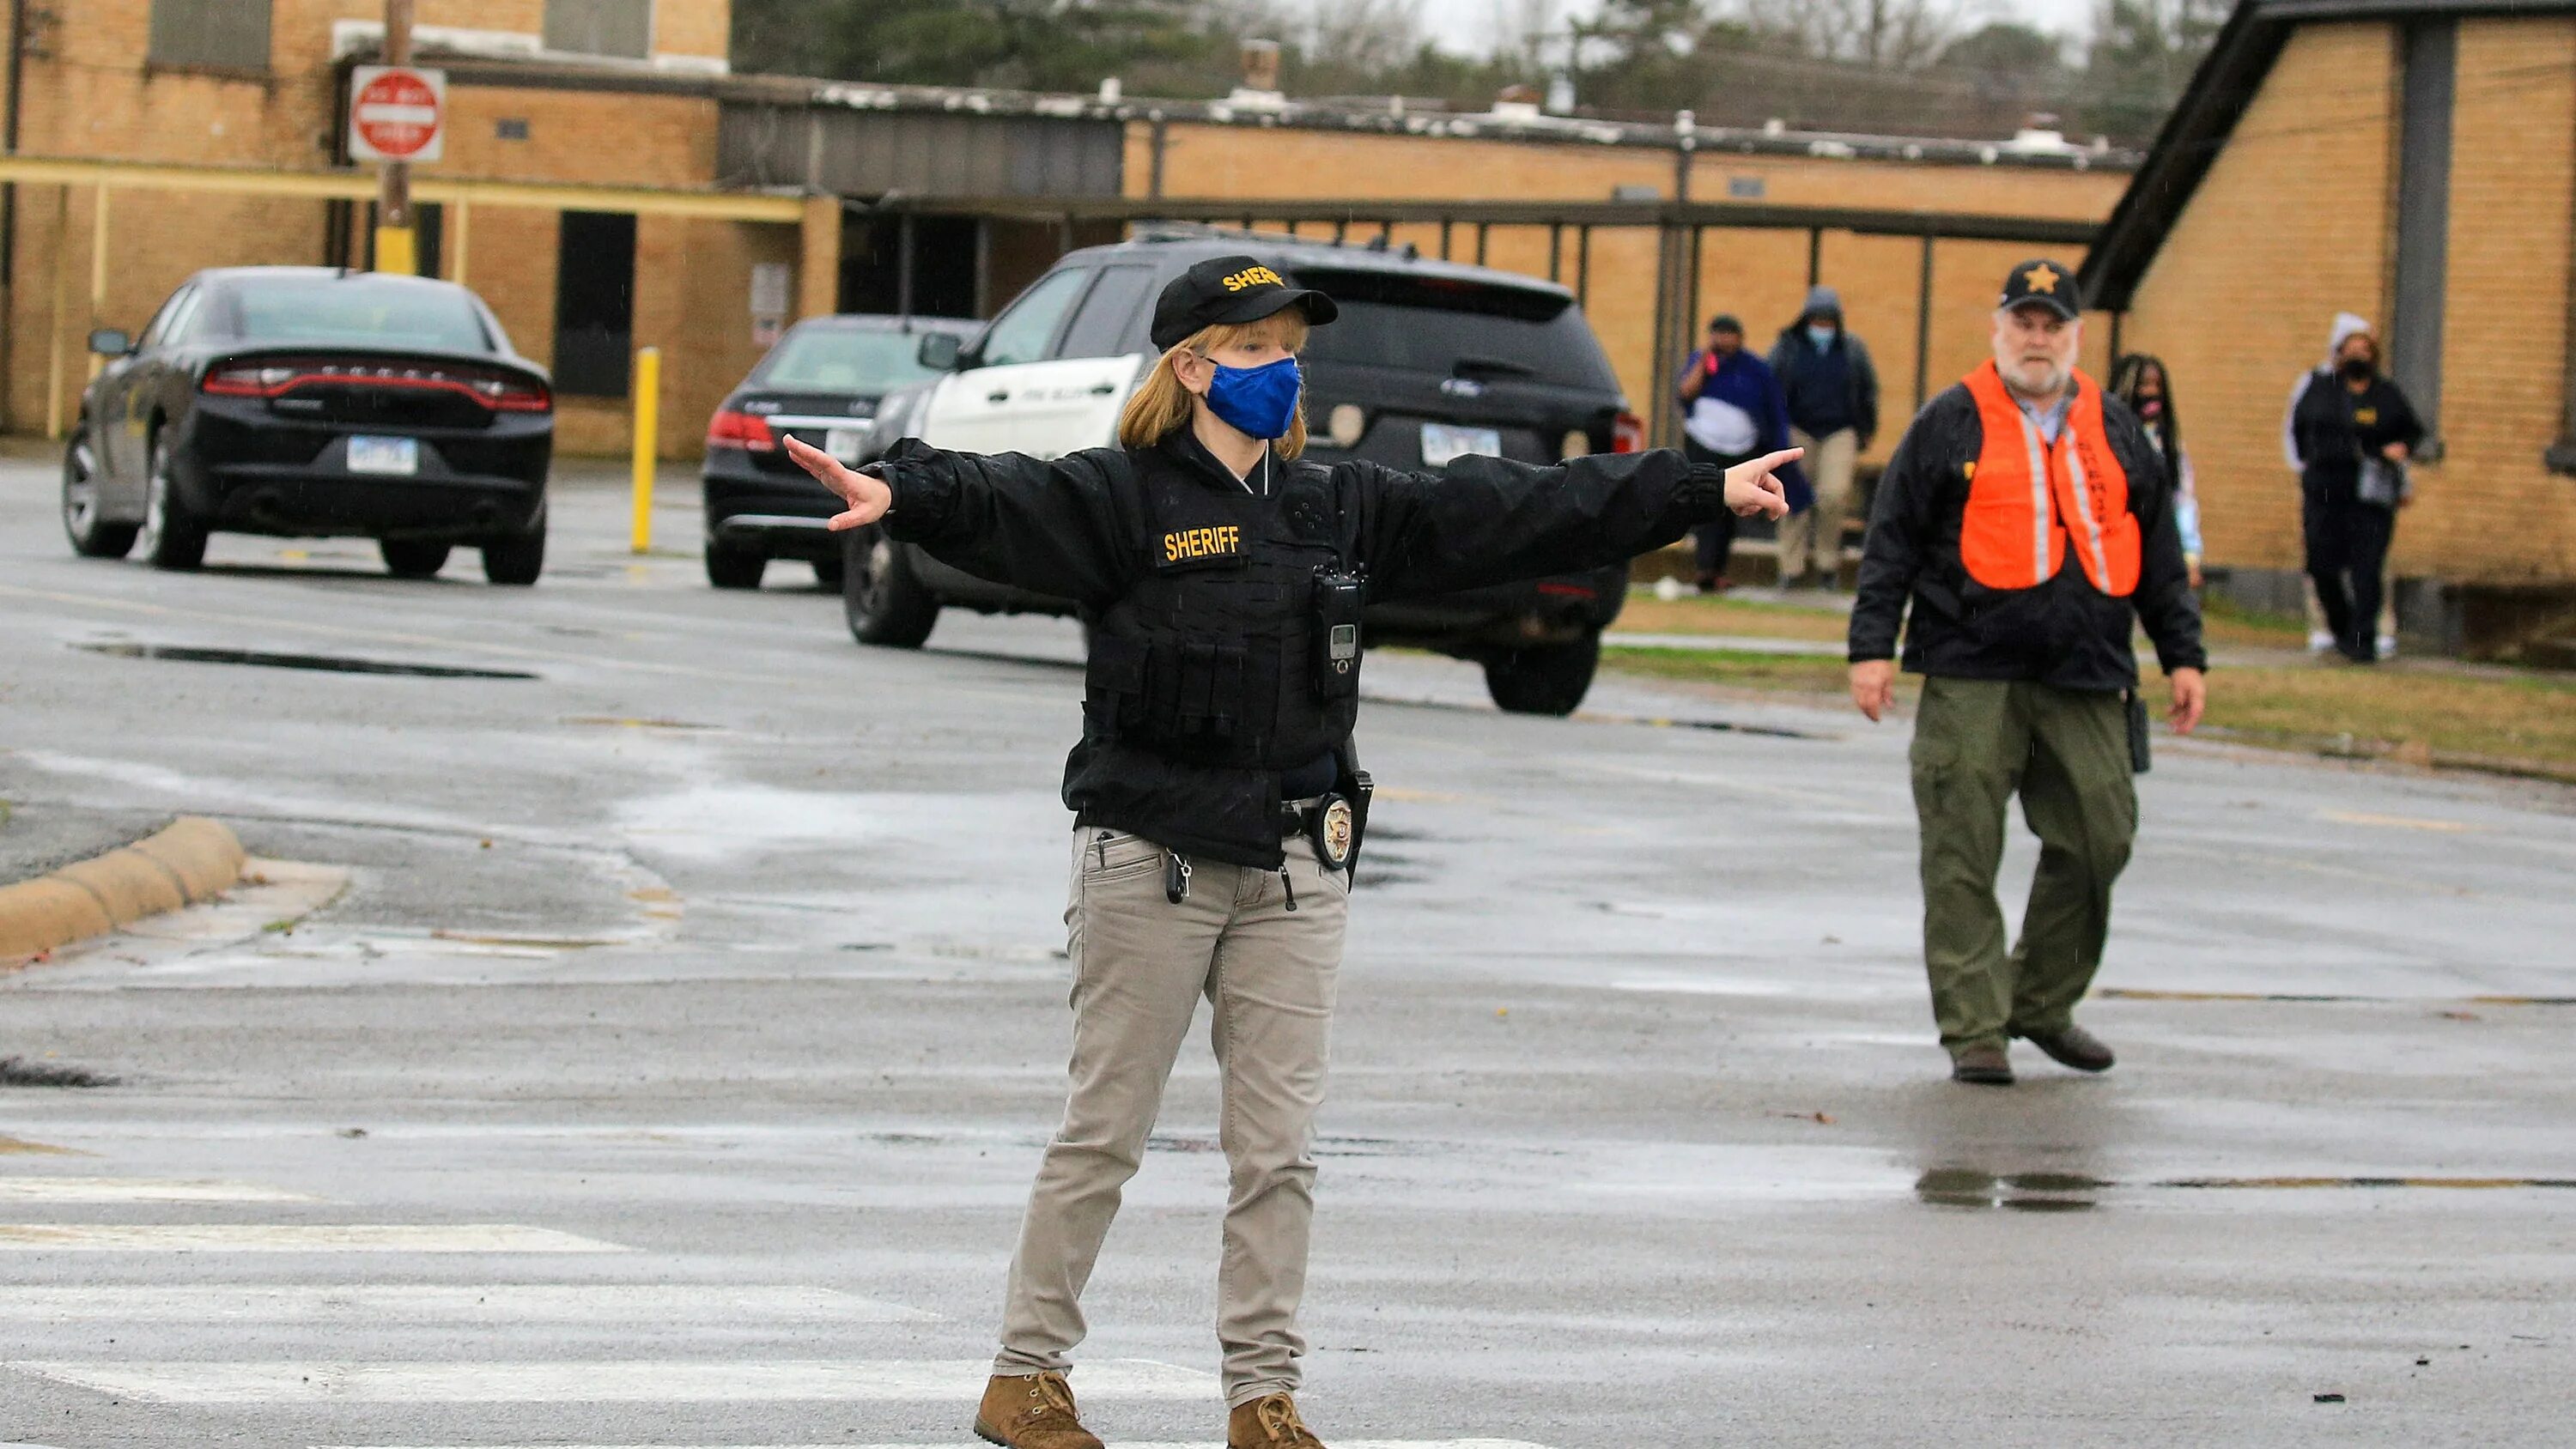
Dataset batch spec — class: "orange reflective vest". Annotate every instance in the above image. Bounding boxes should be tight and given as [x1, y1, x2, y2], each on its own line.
[1958, 360, 2140, 597]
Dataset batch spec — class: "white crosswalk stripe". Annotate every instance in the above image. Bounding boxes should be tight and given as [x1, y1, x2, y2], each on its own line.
[0, 1176, 322, 1203]
[8, 1358, 1213, 1404]
[0, 1283, 933, 1324]
[0, 1223, 627, 1252]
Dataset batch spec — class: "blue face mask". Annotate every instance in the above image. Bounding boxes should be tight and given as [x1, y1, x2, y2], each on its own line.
[1806, 324, 1838, 352]
[1202, 355, 1303, 441]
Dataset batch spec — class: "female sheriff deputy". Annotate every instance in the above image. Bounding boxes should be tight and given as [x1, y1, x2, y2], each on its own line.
[785, 256, 1796, 1449]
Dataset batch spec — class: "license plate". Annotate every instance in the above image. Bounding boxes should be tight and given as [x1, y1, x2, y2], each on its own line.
[346, 435, 419, 476]
[1420, 422, 1502, 468]
[824, 427, 867, 464]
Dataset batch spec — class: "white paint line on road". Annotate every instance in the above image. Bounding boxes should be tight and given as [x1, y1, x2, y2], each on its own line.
[9, 1358, 1209, 1404]
[0, 1225, 627, 1252]
[0, 1284, 933, 1324]
[0, 1178, 321, 1203]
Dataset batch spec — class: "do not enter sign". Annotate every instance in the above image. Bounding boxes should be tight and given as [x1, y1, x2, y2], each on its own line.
[349, 65, 447, 163]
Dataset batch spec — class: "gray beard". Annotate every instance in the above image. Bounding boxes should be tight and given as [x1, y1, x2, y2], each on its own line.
[2002, 363, 2069, 401]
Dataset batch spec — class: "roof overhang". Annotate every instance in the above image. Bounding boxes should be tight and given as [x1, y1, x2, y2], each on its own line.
[2080, 0, 2576, 311]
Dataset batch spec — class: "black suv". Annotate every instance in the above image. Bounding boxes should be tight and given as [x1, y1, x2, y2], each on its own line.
[701, 313, 977, 590]
[846, 229, 1645, 714]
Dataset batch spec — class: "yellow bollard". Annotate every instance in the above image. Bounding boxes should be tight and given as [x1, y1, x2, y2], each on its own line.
[630, 346, 661, 555]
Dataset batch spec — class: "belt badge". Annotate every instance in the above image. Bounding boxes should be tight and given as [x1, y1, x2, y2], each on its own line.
[1316, 797, 1356, 868]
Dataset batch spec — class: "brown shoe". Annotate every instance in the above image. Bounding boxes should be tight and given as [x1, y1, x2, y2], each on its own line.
[975, 1372, 1103, 1449]
[2020, 1024, 2115, 1073]
[1949, 1044, 2014, 1086]
[1230, 1391, 1327, 1449]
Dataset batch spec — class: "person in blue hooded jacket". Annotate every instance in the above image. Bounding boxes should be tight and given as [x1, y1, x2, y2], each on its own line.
[1768, 285, 1881, 589]
[1676, 312, 1808, 591]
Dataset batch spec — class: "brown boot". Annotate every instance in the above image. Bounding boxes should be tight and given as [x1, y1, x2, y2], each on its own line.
[974, 1372, 1103, 1449]
[1229, 1391, 1327, 1449]
[1949, 1043, 2014, 1086]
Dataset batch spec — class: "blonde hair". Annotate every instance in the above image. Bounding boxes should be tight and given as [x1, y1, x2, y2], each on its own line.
[1117, 312, 1310, 458]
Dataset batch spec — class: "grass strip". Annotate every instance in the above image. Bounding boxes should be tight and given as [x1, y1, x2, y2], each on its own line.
[1599, 646, 2576, 780]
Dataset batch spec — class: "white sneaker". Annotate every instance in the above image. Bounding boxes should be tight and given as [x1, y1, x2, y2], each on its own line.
[2375, 633, 2397, 659]
[2306, 630, 2335, 654]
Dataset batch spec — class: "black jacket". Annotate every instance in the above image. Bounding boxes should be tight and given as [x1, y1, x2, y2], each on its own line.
[2287, 368, 2426, 506]
[1767, 325, 1880, 448]
[1848, 379, 2207, 691]
[878, 432, 1724, 864]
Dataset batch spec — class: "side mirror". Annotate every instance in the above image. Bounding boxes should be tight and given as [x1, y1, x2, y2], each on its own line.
[916, 331, 964, 372]
[88, 328, 134, 357]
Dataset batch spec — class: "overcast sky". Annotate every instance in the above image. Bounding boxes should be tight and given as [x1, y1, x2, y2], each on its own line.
[1409, 0, 2102, 55]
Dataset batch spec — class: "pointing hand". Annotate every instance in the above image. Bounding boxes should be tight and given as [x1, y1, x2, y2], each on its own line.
[1724, 447, 1801, 519]
[783, 435, 894, 531]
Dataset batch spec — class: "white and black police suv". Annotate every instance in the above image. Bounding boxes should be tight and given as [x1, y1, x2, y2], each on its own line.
[841, 227, 1648, 716]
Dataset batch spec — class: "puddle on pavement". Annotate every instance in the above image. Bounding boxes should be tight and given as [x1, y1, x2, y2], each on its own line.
[1577, 709, 1831, 741]
[0, 1058, 119, 1089]
[1917, 1167, 2576, 1210]
[76, 643, 537, 681]
[2103, 987, 2576, 1007]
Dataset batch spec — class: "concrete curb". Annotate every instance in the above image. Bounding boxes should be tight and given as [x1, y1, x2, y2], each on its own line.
[0, 816, 246, 962]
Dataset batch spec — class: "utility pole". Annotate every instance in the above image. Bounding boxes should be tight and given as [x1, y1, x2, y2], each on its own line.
[375, 0, 416, 275]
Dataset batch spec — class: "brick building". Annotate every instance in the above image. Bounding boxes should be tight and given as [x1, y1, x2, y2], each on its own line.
[2084, 0, 2576, 645]
[1, 1, 2131, 464]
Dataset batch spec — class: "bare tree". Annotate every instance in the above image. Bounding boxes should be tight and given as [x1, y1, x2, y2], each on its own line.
[1735, 0, 1974, 70]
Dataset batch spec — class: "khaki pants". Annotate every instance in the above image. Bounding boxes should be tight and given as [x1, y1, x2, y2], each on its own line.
[996, 825, 1348, 1407]
[1777, 426, 1859, 584]
[1910, 678, 2136, 1054]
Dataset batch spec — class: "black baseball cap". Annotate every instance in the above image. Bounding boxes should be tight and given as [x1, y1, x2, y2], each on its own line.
[1706, 312, 1744, 334]
[1150, 255, 1339, 351]
[1998, 258, 2083, 319]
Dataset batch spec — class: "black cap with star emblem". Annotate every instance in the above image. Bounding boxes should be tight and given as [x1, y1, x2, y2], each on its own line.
[1998, 258, 2082, 320]
[1150, 254, 1340, 351]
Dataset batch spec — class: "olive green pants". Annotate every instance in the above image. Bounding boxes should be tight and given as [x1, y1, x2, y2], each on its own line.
[1909, 677, 2136, 1054]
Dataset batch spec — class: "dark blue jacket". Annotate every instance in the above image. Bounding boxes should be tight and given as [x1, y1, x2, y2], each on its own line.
[1768, 324, 1881, 448]
[1676, 349, 1808, 508]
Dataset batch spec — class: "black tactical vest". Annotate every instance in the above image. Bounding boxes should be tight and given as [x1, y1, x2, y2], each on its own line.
[1079, 457, 1358, 773]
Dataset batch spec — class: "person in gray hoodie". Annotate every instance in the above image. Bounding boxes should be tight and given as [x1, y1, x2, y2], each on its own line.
[1768, 285, 1880, 588]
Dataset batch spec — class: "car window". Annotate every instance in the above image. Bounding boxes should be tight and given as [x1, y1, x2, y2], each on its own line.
[1294, 270, 1620, 392]
[213, 277, 495, 352]
[137, 285, 197, 351]
[161, 286, 208, 346]
[1055, 266, 1156, 360]
[978, 269, 1090, 367]
[755, 327, 950, 392]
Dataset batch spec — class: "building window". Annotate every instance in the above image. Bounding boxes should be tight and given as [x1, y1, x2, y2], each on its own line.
[149, 0, 271, 71]
[555, 211, 638, 397]
[544, 0, 653, 59]
[2391, 19, 2454, 451]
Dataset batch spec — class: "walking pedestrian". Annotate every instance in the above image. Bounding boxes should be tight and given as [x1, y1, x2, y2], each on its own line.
[1847, 259, 2208, 1087]
[1677, 312, 1806, 591]
[1767, 284, 1880, 589]
[2111, 354, 2203, 588]
[787, 256, 1796, 1449]
[2285, 313, 2425, 664]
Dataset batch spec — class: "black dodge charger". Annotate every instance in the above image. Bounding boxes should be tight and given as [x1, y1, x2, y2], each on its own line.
[62, 267, 553, 584]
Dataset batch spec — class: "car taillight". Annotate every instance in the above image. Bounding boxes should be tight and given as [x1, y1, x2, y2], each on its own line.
[474, 375, 551, 412]
[204, 364, 297, 397]
[203, 358, 550, 413]
[707, 408, 777, 452]
[1611, 410, 1645, 453]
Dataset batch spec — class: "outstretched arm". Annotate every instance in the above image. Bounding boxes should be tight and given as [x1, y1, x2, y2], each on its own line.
[786, 434, 1134, 607]
[1358, 447, 1796, 601]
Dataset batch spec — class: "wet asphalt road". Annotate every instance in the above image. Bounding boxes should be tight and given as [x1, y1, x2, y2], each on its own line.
[2, 455, 2573, 1448]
